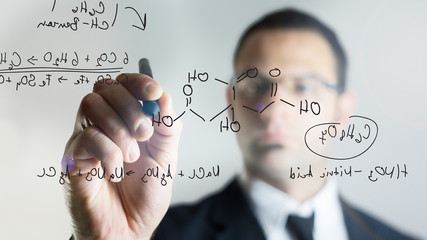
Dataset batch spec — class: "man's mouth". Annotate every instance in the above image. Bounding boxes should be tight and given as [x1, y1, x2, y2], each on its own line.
[252, 142, 285, 155]
[258, 131, 290, 143]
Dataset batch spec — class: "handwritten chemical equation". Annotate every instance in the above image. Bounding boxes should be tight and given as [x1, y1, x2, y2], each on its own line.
[37, 164, 220, 186]
[38, 0, 146, 32]
[0, 51, 128, 91]
[289, 163, 408, 182]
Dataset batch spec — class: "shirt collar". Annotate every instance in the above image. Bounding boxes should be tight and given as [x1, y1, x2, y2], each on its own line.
[238, 170, 348, 239]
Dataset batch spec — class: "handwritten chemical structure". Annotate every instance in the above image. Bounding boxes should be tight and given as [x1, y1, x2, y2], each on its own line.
[37, 0, 147, 32]
[0, 51, 127, 91]
[151, 67, 323, 133]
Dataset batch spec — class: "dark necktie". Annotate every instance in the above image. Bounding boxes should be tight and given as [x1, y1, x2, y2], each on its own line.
[286, 212, 315, 240]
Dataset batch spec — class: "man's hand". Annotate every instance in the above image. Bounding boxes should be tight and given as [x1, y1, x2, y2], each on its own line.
[64, 73, 183, 239]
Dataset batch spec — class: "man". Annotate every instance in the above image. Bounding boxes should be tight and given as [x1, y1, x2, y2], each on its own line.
[64, 8, 415, 240]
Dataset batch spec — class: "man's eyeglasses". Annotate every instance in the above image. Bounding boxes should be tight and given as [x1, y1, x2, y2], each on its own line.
[233, 72, 339, 101]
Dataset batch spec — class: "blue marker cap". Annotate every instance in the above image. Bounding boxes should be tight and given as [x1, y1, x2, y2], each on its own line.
[139, 58, 160, 117]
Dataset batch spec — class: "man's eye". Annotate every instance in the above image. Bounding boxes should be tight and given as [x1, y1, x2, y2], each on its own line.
[295, 83, 311, 95]
[247, 81, 269, 95]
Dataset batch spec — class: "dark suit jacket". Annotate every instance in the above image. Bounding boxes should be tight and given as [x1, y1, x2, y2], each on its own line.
[154, 178, 416, 240]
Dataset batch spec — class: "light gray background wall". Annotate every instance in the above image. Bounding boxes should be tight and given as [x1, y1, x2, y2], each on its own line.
[1, 0, 426, 239]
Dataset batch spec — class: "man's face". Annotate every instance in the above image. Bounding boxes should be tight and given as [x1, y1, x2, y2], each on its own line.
[231, 29, 345, 183]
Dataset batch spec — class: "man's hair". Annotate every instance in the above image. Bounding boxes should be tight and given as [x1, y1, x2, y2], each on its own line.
[234, 8, 347, 93]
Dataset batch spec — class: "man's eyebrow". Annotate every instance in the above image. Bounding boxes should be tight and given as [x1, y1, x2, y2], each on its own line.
[234, 67, 323, 84]
[297, 72, 330, 83]
[286, 72, 323, 81]
[248, 71, 277, 80]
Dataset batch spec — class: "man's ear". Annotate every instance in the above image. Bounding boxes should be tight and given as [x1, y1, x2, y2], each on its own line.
[336, 91, 357, 125]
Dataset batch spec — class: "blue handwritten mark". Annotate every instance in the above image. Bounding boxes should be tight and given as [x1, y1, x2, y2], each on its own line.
[61, 154, 75, 172]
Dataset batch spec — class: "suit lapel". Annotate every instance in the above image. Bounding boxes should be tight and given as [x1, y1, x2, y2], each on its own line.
[340, 197, 381, 240]
[211, 179, 266, 240]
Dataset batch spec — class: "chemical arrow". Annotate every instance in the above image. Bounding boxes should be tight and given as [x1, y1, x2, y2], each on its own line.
[58, 76, 68, 83]
[27, 56, 38, 65]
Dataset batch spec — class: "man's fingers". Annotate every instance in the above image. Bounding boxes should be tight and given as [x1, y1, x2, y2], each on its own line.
[79, 93, 141, 163]
[146, 92, 183, 167]
[69, 74, 181, 180]
[154, 92, 183, 136]
[116, 73, 163, 101]
[94, 74, 157, 142]
[69, 125, 124, 182]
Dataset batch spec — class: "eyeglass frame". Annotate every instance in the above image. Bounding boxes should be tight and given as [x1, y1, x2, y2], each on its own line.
[230, 67, 342, 101]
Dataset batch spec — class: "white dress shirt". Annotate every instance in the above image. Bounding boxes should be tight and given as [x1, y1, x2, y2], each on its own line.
[239, 173, 349, 240]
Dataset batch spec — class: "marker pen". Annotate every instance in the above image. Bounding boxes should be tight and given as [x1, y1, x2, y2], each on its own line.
[139, 58, 160, 117]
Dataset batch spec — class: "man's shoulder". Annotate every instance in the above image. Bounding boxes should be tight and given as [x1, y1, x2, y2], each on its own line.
[340, 198, 418, 240]
[165, 178, 239, 217]
[153, 191, 218, 240]
[153, 178, 265, 240]
[160, 187, 221, 226]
